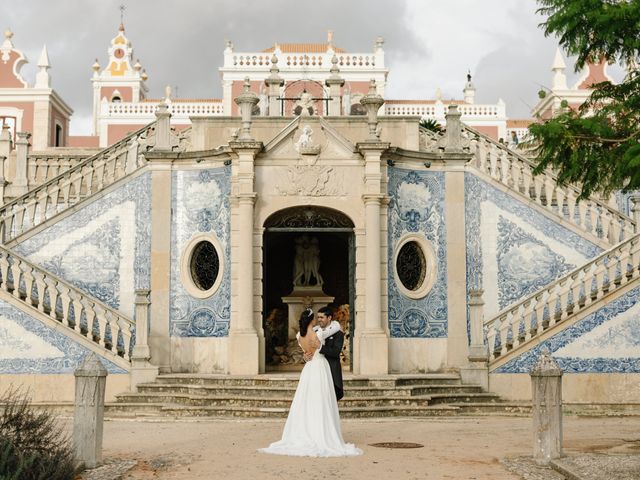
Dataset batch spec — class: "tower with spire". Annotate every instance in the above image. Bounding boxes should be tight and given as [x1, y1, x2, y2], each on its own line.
[92, 21, 148, 139]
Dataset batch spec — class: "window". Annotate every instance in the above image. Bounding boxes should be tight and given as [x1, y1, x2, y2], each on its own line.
[55, 123, 63, 147]
[393, 234, 437, 299]
[181, 234, 225, 298]
[190, 240, 219, 291]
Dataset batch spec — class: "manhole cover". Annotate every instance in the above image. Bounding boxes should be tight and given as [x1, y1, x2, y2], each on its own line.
[369, 442, 424, 449]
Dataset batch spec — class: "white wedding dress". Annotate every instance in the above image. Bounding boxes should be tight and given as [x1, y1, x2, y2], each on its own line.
[259, 326, 362, 457]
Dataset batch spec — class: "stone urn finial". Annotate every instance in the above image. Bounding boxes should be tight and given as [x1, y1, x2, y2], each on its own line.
[234, 77, 259, 141]
[360, 79, 385, 140]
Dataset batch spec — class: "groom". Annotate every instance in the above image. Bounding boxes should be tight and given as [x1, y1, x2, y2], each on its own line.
[308, 306, 344, 401]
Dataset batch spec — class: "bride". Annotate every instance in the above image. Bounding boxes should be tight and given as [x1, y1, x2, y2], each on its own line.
[259, 308, 362, 457]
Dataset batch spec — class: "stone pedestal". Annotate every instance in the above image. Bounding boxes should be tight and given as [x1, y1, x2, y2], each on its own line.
[531, 350, 563, 465]
[73, 353, 107, 469]
[282, 287, 334, 340]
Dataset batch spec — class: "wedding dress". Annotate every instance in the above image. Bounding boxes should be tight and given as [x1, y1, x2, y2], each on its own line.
[259, 327, 362, 457]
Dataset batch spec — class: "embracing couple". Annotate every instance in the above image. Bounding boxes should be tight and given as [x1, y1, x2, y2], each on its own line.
[259, 306, 362, 457]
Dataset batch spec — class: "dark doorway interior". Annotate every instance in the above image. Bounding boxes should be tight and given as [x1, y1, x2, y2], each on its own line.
[263, 231, 354, 371]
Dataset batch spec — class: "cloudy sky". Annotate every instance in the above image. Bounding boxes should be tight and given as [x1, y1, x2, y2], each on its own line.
[4, 0, 607, 135]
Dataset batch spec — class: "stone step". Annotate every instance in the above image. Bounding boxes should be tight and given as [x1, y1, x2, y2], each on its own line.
[105, 402, 461, 419]
[115, 392, 435, 408]
[153, 374, 462, 388]
[426, 393, 503, 405]
[134, 383, 482, 398]
[454, 402, 532, 416]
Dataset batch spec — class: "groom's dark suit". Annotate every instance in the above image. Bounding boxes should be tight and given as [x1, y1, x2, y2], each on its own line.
[319, 328, 345, 401]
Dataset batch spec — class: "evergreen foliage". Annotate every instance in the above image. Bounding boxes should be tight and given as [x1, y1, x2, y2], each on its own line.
[529, 0, 640, 198]
[0, 388, 76, 480]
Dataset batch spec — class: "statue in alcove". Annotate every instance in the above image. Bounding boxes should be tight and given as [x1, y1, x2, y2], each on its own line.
[292, 235, 324, 287]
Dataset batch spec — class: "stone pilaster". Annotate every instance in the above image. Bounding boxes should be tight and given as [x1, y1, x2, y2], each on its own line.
[459, 289, 488, 390]
[228, 141, 262, 374]
[130, 289, 159, 390]
[356, 141, 390, 375]
[153, 103, 172, 151]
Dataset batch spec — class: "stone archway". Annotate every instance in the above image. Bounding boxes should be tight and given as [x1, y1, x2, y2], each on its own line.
[262, 206, 355, 371]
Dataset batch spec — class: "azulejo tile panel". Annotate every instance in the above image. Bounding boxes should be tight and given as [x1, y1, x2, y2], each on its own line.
[15, 173, 151, 319]
[170, 168, 231, 337]
[387, 169, 447, 338]
[465, 173, 602, 319]
[0, 300, 125, 374]
[495, 285, 640, 373]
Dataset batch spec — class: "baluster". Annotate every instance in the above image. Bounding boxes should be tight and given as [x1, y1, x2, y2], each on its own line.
[510, 305, 524, 349]
[489, 145, 499, 179]
[46, 278, 59, 320]
[533, 176, 544, 206]
[511, 160, 522, 195]
[588, 203, 599, 236]
[60, 179, 72, 204]
[95, 160, 106, 190]
[498, 315, 510, 357]
[94, 305, 107, 348]
[69, 291, 83, 333]
[83, 300, 96, 341]
[14, 207, 25, 236]
[593, 260, 607, 300]
[610, 218, 622, 244]
[607, 251, 621, 289]
[557, 279, 571, 322]
[22, 266, 35, 306]
[119, 318, 132, 359]
[601, 210, 611, 240]
[521, 165, 533, 200]
[544, 177, 555, 210]
[618, 243, 632, 285]
[486, 325, 498, 360]
[106, 311, 119, 354]
[566, 189, 576, 224]
[32, 272, 46, 312]
[534, 293, 547, 335]
[500, 151, 511, 185]
[521, 299, 534, 342]
[555, 188, 566, 218]
[57, 284, 72, 328]
[0, 252, 10, 291]
[10, 258, 22, 298]
[577, 201, 588, 231]
[546, 285, 559, 328]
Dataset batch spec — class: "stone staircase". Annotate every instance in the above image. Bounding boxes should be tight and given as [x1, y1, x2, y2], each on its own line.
[110, 373, 530, 418]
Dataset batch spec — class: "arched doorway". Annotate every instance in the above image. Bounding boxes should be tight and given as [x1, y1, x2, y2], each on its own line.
[262, 206, 355, 372]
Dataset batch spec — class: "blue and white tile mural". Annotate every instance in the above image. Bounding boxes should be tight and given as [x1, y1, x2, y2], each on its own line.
[170, 168, 231, 337]
[495, 285, 640, 373]
[387, 169, 447, 337]
[0, 300, 125, 374]
[15, 173, 151, 318]
[465, 173, 602, 319]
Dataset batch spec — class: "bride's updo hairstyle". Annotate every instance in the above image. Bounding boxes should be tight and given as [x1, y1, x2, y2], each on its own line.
[298, 308, 314, 337]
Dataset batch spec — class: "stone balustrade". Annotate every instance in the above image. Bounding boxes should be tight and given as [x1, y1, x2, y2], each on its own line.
[385, 102, 505, 120]
[228, 52, 380, 70]
[468, 127, 635, 245]
[28, 153, 91, 187]
[105, 101, 224, 117]
[485, 233, 640, 362]
[0, 122, 155, 242]
[0, 246, 135, 362]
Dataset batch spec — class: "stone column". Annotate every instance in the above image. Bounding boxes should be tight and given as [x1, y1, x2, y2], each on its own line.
[531, 350, 563, 465]
[325, 55, 344, 116]
[228, 82, 263, 374]
[130, 289, 159, 390]
[14, 132, 29, 195]
[459, 290, 489, 390]
[153, 103, 172, 151]
[265, 55, 284, 117]
[73, 353, 107, 469]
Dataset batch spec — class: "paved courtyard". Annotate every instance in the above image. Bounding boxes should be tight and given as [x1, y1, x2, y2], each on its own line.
[70, 415, 640, 479]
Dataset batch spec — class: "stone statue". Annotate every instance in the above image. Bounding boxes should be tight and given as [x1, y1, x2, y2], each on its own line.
[292, 235, 323, 287]
[295, 90, 314, 116]
[294, 125, 313, 152]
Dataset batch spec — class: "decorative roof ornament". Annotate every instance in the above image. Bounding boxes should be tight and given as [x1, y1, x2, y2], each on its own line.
[551, 47, 568, 90]
[360, 79, 385, 140]
[1, 30, 15, 63]
[35, 45, 51, 88]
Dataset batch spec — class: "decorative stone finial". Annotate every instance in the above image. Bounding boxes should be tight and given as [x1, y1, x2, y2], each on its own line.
[530, 348, 563, 377]
[552, 47, 568, 90]
[327, 30, 334, 45]
[375, 36, 384, 53]
[141, 69, 148, 81]
[234, 77, 259, 140]
[360, 79, 385, 140]
[35, 45, 51, 88]
[92, 58, 100, 72]
[133, 59, 142, 71]
[4, 30, 12, 40]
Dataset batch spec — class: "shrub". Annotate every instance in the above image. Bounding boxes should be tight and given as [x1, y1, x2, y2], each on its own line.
[0, 388, 76, 480]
